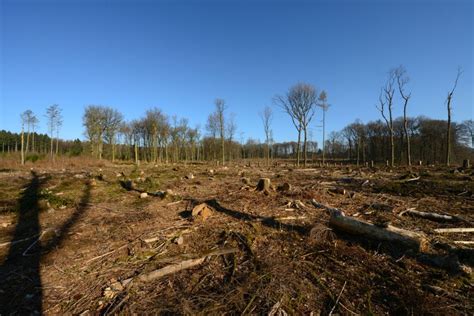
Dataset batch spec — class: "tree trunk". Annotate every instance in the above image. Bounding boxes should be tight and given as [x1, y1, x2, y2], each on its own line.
[296, 129, 301, 166]
[55, 131, 59, 156]
[134, 142, 139, 165]
[112, 141, 116, 162]
[21, 127, 25, 165]
[403, 101, 411, 166]
[221, 137, 225, 165]
[50, 133, 54, 161]
[390, 130, 395, 167]
[446, 96, 452, 166]
[303, 127, 308, 167]
[25, 128, 30, 155]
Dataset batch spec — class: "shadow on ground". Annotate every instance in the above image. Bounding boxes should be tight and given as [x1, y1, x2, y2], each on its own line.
[0, 171, 91, 314]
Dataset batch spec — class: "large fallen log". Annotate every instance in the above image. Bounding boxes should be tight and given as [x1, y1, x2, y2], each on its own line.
[399, 208, 462, 222]
[311, 200, 428, 251]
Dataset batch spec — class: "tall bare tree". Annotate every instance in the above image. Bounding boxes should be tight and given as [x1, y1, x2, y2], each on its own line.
[55, 110, 63, 156]
[20, 112, 29, 165]
[259, 106, 273, 166]
[214, 98, 227, 165]
[445, 67, 462, 166]
[227, 113, 237, 161]
[20, 110, 36, 155]
[318, 91, 329, 165]
[394, 65, 412, 166]
[83, 105, 107, 159]
[103, 108, 123, 162]
[46, 104, 62, 161]
[206, 112, 218, 161]
[31, 115, 39, 153]
[275, 83, 317, 167]
[377, 71, 396, 167]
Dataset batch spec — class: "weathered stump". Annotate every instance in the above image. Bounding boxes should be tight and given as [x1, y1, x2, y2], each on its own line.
[256, 178, 271, 191]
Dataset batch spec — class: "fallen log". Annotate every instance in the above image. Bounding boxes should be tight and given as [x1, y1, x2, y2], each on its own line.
[122, 247, 238, 286]
[434, 228, 474, 233]
[311, 200, 428, 251]
[399, 208, 461, 222]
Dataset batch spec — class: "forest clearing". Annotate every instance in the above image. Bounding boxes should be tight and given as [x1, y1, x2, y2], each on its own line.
[0, 160, 472, 314]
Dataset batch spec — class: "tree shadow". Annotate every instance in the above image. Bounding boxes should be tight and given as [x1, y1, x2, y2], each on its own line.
[0, 171, 91, 315]
[205, 199, 309, 235]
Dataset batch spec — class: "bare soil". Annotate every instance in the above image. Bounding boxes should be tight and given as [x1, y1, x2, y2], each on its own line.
[0, 162, 473, 315]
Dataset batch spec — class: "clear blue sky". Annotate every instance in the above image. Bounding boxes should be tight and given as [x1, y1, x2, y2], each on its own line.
[1, 0, 472, 145]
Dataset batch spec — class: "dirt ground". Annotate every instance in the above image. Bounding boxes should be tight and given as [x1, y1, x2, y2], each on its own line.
[0, 161, 473, 315]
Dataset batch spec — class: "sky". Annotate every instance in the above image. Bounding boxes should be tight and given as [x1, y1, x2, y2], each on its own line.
[0, 0, 472, 145]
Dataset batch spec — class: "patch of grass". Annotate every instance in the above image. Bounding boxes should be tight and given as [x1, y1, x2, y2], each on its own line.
[39, 189, 75, 208]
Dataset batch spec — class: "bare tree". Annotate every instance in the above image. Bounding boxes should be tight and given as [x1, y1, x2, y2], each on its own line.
[259, 106, 273, 166]
[445, 67, 462, 166]
[214, 98, 227, 165]
[20, 112, 29, 165]
[31, 115, 39, 153]
[206, 112, 218, 161]
[46, 104, 62, 161]
[103, 108, 123, 162]
[377, 71, 396, 167]
[227, 113, 237, 161]
[20, 110, 36, 155]
[318, 91, 329, 165]
[55, 110, 63, 156]
[394, 65, 412, 166]
[275, 83, 318, 167]
[83, 105, 106, 159]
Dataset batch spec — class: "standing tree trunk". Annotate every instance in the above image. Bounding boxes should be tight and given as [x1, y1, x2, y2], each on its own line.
[446, 98, 452, 166]
[56, 130, 59, 156]
[134, 141, 139, 165]
[404, 109, 411, 166]
[445, 68, 462, 166]
[303, 127, 308, 167]
[50, 134, 54, 161]
[21, 126, 25, 165]
[296, 129, 301, 166]
[322, 107, 326, 165]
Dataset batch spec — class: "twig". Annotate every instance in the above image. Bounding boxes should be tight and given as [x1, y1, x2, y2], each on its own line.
[83, 244, 129, 265]
[453, 241, 474, 245]
[121, 247, 238, 286]
[329, 281, 347, 316]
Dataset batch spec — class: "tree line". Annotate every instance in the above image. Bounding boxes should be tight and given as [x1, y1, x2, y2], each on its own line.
[6, 65, 473, 166]
[324, 117, 473, 165]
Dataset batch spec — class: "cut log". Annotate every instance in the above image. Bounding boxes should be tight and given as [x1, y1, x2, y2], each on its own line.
[399, 208, 461, 222]
[121, 247, 238, 286]
[434, 228, 474, 233]
[311, 199, 428, 251]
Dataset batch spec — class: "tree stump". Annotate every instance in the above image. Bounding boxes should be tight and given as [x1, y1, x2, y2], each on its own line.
[463, 159, 470, 169]
[256, 178, 271, 191]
